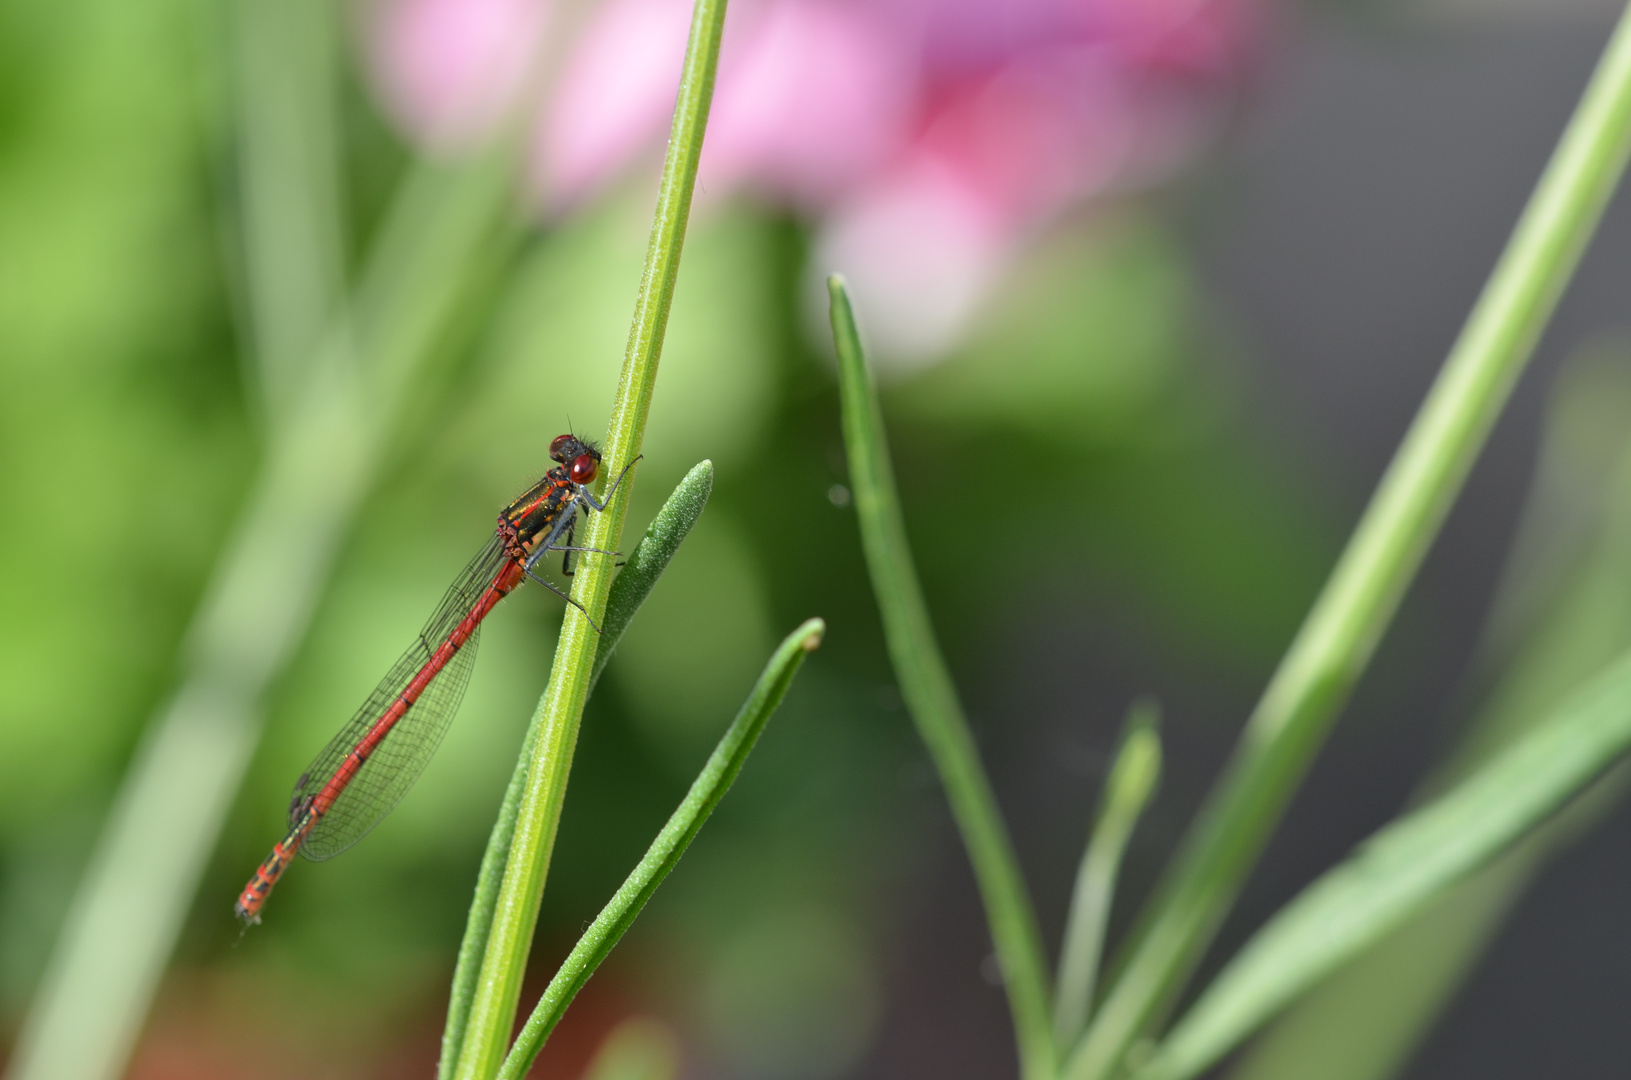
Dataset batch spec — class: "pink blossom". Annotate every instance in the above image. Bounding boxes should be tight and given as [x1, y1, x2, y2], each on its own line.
[540, 0, 914, 210]
[697, 2, 914, 209]
[368, 0, 551, 153]
[814, 160, 1011, 362]
[366, 0, 1265, 360]
[539, 0, 694, 205]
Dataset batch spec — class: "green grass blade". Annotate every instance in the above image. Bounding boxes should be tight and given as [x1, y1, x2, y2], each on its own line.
[346, 149, 525, 407]
[438, 461, 713, 1079]
[1228, 346, 1631, 1080]
[828, 275, 1056, 1080]
[1066, 10, 1631, 1078]
[494, 619, 826, 1080]
[1134, 645, 1631, 1080]
[450, 0, 728, 1074]
[231, 0, 346, 417]
[1055, 702, 1162, 1050]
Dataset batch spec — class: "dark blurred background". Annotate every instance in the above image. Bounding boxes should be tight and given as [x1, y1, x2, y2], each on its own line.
[2, 1, 1630, 1079]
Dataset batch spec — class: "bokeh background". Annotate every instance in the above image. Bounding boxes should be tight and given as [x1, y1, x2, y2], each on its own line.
[3, 0, 1631, 1078]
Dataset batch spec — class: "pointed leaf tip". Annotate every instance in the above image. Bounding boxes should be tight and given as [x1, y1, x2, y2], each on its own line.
[798, 618, 826, 651]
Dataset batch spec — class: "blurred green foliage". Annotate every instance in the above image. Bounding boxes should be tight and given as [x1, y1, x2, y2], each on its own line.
[0, 1, 1338, 1073]
[0, 0, 243, 1008]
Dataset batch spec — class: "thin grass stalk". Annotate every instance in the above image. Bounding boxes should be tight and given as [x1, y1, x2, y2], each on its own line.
[233, 0, 346, 418]
[1067, 9, 1631, 1079]
[448, 1, 728, 1075]
[439, 461, 714, 1079]
[1054, 703, 1162, 1050]
[1135, 644, 1631, 1080]
[1227, 347, 1631, 1080]
[828, 275, 1056, 1080]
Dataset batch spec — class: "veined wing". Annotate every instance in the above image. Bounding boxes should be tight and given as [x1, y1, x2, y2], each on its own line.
[292, 533, 513, 861]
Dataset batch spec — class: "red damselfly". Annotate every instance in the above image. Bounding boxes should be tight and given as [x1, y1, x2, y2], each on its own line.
[236, 434, 631, 924]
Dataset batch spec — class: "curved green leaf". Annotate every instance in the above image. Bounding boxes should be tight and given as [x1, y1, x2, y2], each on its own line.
[1137, 645, 1631, 1080]
[495, 618, 826, 1080]
[1055, 701, 1162, 1050]
[1068, 10, 1631, 1078]
[829, 274, 1055, 1080]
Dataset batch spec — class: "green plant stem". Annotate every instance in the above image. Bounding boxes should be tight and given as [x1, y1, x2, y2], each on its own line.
[439, 721, 538, 1080]
[828, 275, 1056, 1080]
[1226, 342, 1631, 1080]
[439, 461, 714, 1080]
[232, 0, 345, 418]
[1067, 10, 1631, 1080]
[495, 620, 825, 1080]
[1134, 645, 1631, 1080]
[1229, 345, 1631, 1080]
[450, 2, 727, 1076]
[1055, 702, 1162, 1051]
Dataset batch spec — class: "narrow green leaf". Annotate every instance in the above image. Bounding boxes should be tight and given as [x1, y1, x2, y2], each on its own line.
[232, 0, 346, 416]
[592, 460, 715, 691]
[828, 275, 1056, 1080]
[495, 619, 826, 1080]
[439, 461, 713, 1079]
[452, 0, 729, 1073]
[1229, 347, 1631, 1080]
[1136, 646, 1631, 1080]
[1067, 10, 1631, 1079]
[1055, 701, 1162, 1050]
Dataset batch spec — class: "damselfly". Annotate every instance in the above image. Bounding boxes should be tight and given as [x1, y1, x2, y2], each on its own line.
[236, 434, 631, 924]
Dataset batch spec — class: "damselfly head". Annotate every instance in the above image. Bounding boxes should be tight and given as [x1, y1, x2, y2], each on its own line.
[548, 433, 601, 485]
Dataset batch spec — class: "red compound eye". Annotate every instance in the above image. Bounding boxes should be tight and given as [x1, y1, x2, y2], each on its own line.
[549, 434, 574, 462]
[569, 453, 599, 485]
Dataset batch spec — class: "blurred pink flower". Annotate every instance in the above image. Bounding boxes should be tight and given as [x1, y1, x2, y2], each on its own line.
[815, 160, 1011, 362]
[368, 0, 1264, 359]
[697, 2, 915, 208]
[539, 0, 695, 202]
[540, 0, 914, 209]
[367, 0, 550, 152]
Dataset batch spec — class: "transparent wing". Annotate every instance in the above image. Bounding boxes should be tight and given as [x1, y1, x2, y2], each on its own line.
[292, 534, 511, 861]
